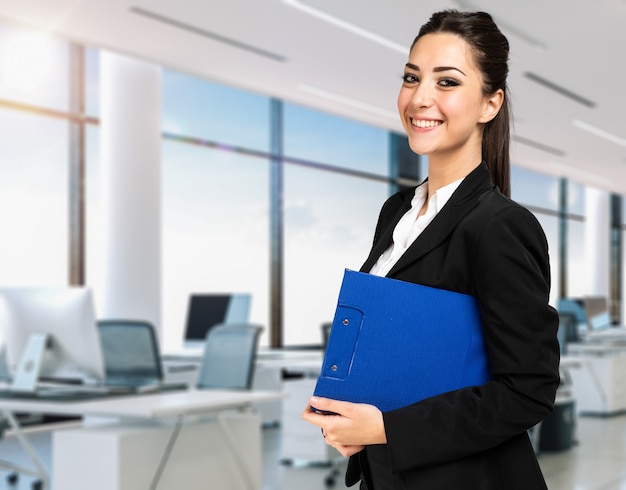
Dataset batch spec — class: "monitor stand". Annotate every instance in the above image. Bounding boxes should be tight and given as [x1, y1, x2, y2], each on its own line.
[11, 333, 48, 393]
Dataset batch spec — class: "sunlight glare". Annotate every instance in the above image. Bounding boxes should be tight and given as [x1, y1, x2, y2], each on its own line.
[0, 30, 56, 95]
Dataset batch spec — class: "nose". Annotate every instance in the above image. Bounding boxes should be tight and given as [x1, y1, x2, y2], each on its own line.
[410, 83, 434, 109]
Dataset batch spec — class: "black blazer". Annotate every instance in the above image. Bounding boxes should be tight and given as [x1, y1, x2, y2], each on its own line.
[346, 163, 560, 490]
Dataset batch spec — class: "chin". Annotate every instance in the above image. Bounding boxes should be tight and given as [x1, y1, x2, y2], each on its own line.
[407, 142, 431, 156]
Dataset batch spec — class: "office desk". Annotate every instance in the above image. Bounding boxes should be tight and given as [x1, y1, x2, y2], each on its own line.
[163, 349, 324, 427]
[0, 388, 283, 490]
[565, 343, 626, 415]
[162, 349, 334, 464]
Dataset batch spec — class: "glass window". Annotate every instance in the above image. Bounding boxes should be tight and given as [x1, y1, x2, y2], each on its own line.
[621, 229, 626, 322]
[161, 140, 270, 350]
[621, 196, 626, 227]
[567, 180, 585, 217]
[566, 220, 586, 298]
[284, 103, 389, 176]
[510, 165, 560, 211]
[510, 165, 560, 303]
[0, 23, 70, 111]
[565, 179, 586, 299]
[534, 214, 560, 305]
[283, 165, 387, 345]
[162, 70, 270, 152]
[85, 124, 102, 294]
[0, 108, 69, 285]
[419, 155, 428, 182]
[85, 47, 100, 118]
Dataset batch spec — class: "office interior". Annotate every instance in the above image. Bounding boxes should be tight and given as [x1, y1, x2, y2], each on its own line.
[1, 0, 626, 489]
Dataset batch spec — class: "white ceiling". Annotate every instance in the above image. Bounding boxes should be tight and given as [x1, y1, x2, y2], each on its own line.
[1, 0, 626, 194]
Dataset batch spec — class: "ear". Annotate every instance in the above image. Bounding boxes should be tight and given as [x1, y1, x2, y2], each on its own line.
[479, 88, 504, 124]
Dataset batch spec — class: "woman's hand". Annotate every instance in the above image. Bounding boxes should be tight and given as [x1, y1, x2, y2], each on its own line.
[301, 396, 387, 457]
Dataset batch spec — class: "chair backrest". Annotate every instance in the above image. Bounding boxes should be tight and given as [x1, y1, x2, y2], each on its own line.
[321, 322, 332, 351]
[97, 320, 163, 381]
[557, 312, 578, 355]
[0, 346, 10, 382]
[196, 323, 262, 390]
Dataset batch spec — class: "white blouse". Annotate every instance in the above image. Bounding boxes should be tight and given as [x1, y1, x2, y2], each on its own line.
[369, 178, 464, 277]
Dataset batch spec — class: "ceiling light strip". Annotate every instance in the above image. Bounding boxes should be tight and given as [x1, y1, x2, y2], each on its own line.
[130, 7, 286, 62]
[451, 0, 546, 49]
[524, 72, 595, 108]
[283, 0, 407, 54]
[298, 84, 398, 119]
[547, 161, 613, 187]
[513, 135, 566, 157]
[573, 120, 626, 148]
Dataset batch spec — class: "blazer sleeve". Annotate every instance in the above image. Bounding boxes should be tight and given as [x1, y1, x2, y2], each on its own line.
[382, 203, 560, 473]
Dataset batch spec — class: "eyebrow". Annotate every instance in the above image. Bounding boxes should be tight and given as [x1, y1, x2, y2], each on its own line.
[405, 63, 467, 76]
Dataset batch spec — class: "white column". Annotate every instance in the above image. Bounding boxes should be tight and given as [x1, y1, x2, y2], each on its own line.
[584, 187, 610, 297]
[99, 51, 162, 336]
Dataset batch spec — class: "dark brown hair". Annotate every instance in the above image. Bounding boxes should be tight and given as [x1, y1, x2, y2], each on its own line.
[413, 10, 511, 196]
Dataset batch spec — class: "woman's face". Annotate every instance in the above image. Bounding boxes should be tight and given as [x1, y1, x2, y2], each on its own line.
[397, 33, 501, 163]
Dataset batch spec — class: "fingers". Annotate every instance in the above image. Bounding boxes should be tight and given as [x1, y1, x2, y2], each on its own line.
[308, 396, 352, 416]
[321, 426, 364, 457]
[328, 443, 365, 458]
[301, 405, 327, 427]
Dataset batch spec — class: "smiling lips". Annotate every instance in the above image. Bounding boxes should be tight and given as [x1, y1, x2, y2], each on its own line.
[411, 118, 443, 128]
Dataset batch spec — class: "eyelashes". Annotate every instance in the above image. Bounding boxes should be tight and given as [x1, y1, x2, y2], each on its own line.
[401, 73, 461, 88]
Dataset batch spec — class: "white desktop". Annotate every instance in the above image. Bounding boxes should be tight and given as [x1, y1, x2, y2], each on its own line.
[0, 286, 105, 392]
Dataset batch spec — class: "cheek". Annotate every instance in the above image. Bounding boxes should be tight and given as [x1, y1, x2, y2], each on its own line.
[397, 91, 408, 113]
[441, 93, 482, 125]
[397, 87, 414, 112]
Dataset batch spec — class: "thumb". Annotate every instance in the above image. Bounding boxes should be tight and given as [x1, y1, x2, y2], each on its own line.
[309, 396, 352, 416]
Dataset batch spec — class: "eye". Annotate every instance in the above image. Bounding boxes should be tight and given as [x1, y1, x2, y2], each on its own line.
[438, 78, 460, 88]
[402, 73, 419, 84]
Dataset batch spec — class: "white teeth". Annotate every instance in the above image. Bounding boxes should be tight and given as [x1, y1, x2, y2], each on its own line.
[411, 119, 442, 128]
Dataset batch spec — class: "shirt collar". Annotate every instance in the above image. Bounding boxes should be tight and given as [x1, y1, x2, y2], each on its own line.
[412, 177, 465, 214]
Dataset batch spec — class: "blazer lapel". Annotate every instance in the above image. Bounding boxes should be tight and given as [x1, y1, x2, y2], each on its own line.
[359, 190, 414, 272]
[387, 163, 494, 276]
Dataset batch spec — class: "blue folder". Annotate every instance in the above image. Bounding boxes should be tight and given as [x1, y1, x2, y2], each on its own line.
[313, 269, 491, 412]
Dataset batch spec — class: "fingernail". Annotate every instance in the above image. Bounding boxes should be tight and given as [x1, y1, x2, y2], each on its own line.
[310, 396, 320, 405]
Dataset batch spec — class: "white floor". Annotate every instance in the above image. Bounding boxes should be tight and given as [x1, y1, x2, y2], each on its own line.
[0, 412, 625, 489]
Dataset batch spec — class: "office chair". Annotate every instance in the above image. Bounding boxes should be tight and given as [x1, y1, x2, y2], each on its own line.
[97, 319, 164, 383]
[196, 323, 263, 390]
[528, 312, 579, 455]
[194, 324, 263, 490]
[319, 321, 345, 487]
[557, 312, 579, 355]
[0, 347, 45, 489]
[321, 322, 332, 351]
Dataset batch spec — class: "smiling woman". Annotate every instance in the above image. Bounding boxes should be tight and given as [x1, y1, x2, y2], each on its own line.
[301, 9, 559, 490]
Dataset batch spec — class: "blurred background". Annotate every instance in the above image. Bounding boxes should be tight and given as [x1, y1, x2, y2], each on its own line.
[0, 0, 624, 350]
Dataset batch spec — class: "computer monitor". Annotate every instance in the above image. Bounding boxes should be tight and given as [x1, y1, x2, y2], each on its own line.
[183, 293, 251, 349]
[581, 296, 610, 331]
[0, 287, 105, 391]
[557, 298, 588, 332]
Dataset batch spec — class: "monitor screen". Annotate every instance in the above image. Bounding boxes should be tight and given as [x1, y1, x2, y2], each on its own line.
[0, 287, 105, 388]
[183, 293, 251, 348]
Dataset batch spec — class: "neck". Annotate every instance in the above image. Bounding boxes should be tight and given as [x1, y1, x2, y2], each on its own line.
[426, 153, 481, 196]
